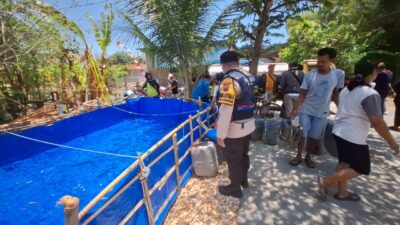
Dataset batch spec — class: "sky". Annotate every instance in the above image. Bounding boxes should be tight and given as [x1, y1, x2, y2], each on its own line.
[44, 0, 288, 57]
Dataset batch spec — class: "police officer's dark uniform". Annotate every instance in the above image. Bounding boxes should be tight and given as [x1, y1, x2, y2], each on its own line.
[216, 51, 256, 198]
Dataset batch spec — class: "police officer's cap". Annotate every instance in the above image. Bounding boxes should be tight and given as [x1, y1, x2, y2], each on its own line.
[220, 51, 240, 64]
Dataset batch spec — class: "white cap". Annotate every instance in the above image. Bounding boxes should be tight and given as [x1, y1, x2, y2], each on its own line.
[168, 73, 173, 79]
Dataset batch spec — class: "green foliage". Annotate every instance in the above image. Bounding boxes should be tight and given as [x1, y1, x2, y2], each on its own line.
[104, 65, 128, 82]
[0, 0, 108, 120]
[124, 0, 234, 96]
[221, 0, 319, 74]
[225, 0, 317, 45]
[86, 4, 114, 55]
[0, 93, 13, 122]
[280, 7, 371, 75]
[280, 0, 400, 76]
[109, 52, 133, 65]
[362, 50, 400, 83]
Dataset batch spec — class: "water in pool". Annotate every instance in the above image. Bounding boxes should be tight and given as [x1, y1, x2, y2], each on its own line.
[0, 116, 183, 225]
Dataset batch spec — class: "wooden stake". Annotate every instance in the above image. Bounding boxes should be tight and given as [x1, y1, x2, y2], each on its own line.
[138, 155, 155, 225]
[172, 134, 182, 193]
[58, 196, 79, 225]
[189, 116, 194, 145]
[197, 114, 202, 137]
[206, 109, 210, 127]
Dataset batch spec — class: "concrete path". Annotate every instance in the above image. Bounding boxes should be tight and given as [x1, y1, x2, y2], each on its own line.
[238, 100, 400, 225]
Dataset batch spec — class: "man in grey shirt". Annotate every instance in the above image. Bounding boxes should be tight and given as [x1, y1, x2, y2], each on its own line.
[279, 64, 305, 118]
[290, 48, 345, 168]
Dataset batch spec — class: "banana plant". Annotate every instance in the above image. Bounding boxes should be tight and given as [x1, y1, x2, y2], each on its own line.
[18, 0, 108, 101]
[86, 4, 114, 80]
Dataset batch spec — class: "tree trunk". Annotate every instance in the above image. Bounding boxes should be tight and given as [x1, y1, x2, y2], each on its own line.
[249, 0, 273, 76]
[124, 75, 128, 91]
[182, 64, 193, 99]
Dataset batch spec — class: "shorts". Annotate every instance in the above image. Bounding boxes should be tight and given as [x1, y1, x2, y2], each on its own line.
[333, 134, 370, 175]
[299, 113, 327, 140]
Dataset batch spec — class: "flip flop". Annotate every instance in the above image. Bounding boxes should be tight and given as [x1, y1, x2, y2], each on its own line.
[317, 176, 328, 200]
[334, 192, 361, 201]
[289, 158, 302, 166]
[305, 158, 316, 168]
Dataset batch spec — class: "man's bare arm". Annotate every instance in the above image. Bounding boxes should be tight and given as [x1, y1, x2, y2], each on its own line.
[292, 89, 307, 117]
[332, 88, 340, 107]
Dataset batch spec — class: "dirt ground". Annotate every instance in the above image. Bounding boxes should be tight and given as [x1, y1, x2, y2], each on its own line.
[163, 98, 400, 225]
[163, 163, 240, 225]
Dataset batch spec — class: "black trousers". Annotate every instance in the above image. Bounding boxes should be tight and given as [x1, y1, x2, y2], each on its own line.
[224, 135, 251, 189]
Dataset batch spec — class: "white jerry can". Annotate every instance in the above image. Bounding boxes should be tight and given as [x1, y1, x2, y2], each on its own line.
[190, 141, 219, 177]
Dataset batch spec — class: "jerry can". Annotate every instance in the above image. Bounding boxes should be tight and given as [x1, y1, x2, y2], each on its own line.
[191, 141, 218, 177]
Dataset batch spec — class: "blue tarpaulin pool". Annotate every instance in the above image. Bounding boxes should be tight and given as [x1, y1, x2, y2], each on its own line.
[0, 97, 206, 225]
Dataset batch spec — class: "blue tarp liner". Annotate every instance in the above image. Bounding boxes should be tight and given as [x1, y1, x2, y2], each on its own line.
[0, 97, 211, 225]
[88, 100, 210, 225]
[206, 128, 217, 142]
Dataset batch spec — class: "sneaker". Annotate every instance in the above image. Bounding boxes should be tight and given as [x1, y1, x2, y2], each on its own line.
[218, 185, 243, 198]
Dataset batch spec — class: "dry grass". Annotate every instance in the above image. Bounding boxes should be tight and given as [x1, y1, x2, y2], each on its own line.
[164, 163, 240, 225]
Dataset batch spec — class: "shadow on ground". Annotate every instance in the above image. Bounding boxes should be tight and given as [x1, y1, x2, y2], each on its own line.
[237, 137, 400, 225]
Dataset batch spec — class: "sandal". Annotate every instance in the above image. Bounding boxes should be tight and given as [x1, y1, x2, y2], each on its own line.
[334, 192, 361, 201]
[305, 158, 316, 168]
[289, 158, 302, 166]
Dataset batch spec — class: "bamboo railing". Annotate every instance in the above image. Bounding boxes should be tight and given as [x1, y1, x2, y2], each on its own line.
[59, 106, 215, 225]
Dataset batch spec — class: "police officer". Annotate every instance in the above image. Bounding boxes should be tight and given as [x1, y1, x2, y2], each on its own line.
[216, 51, 256, 198]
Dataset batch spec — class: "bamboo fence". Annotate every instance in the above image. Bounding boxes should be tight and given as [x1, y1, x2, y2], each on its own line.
[59, 106, 215, 225]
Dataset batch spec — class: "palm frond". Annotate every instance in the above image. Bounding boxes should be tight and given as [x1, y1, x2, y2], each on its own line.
[28, 0, 88, 46]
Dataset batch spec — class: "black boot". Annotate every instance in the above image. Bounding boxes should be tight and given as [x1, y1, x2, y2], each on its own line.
[218, 185, 243, 198]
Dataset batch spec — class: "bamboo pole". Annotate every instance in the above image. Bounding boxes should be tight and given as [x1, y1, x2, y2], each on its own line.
[78, 160, 139, 220]
[82, 174, 140, 225]
[154, 186, 178, 221]
[138, 154, 155, 225]
[206, 110, 210, 127]
[141, 118, 191, 158]
[140, 109, 209, 160]
[179, 165, 193, 186]
[58, 196, 79, 225]
[197, 114, 202, 138]
[149, 166, 176, 196]
[147, 145, 174, 168]
[118, 200, 144, 225]
[189, 116, 194, 145]
[172, 134, 181, 193]
[177, 132, 191, 145]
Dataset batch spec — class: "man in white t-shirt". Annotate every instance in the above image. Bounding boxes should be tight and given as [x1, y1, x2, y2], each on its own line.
[290, 48, 345, 168]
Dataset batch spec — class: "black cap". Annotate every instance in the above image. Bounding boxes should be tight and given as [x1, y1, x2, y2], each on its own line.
[220, 51, 240, 64]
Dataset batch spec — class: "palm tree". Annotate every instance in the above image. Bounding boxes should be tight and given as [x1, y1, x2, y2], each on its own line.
[123, 0, 233, 97]
[222, 0, 318, 75]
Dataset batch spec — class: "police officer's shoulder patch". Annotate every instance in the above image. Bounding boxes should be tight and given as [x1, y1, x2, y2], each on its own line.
[218, 77, 236, 105]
